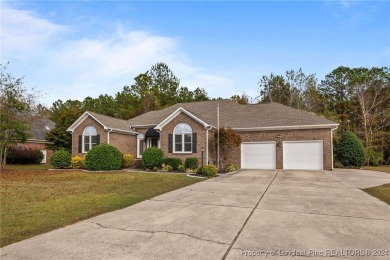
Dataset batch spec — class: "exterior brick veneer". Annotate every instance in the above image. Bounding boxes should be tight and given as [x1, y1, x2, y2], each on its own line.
[70, 110, 335, 171]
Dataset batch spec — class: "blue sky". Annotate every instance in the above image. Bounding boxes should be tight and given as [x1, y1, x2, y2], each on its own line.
[1, 1, 389, 107]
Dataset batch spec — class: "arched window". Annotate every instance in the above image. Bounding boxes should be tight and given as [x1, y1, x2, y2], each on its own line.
[83, 125, 98, 152]
[173, 123, 192, 153]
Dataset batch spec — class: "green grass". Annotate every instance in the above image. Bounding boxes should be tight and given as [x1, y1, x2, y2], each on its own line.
[4, 164, 53, 170]
[0, 170, 203, 247]
[363, 183, 390, 204]
[363, 165, 390, 174]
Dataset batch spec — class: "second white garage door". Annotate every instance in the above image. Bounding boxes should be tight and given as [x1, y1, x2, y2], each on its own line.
[241, 142, 276, 169]
[283, 141, 323, 170]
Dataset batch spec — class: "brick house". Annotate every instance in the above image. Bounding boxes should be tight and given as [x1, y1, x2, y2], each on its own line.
[67, 100, 338, 170]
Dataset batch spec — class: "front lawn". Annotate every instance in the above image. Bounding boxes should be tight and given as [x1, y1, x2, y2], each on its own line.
[363, 183, 390, 205]
[363, 165, 390, 174]
[0, 170, 203, 247]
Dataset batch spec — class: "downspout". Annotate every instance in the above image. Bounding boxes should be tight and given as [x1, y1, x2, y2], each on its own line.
[331, 126, 338, 170]
[206, 126, 212, 165]
[106, 129, 113, 144]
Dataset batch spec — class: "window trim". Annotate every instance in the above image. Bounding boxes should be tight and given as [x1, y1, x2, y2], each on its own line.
[82, 125, 98, 153]
[173, 123, 192, 154]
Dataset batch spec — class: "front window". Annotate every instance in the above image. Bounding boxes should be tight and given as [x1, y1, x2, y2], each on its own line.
[83, 125, 98, 152]
[174, 123, 192, 153]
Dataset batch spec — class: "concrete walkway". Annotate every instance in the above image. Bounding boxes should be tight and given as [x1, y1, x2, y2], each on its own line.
[2, 170, 390, 259]
[332, 168, 390, 188]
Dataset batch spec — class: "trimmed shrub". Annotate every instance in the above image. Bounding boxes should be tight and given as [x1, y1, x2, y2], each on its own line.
[370, 151, 383, 166]
[160, 165, 173, 172]
[163, 158, 182, 170]
[7, 146, 44, 164]
[142, 147, 164, 169]
[71, 155, 85, 169]
[51, 150, 71, 169]
[85, 144, 122, 171]
[177, 164, 186, 172]
[197, 165, 218, 177]
[122, 154, 135, 168]
[337, 131, 366, 167]
[224, 163, 239, 172]
[185, 157, 198, 170]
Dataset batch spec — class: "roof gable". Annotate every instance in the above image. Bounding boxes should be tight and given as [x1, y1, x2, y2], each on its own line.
[154, 107, 213, 130]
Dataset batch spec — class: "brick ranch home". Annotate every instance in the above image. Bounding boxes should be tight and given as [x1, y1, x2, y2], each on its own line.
[67, 100, 339, 170]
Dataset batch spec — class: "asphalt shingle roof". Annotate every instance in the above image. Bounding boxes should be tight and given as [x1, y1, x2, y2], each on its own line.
[28, 117, 55, 141]
[126, 100, 337, 129]
[87, 111, 137, 133]
[83, 100, 337, 132]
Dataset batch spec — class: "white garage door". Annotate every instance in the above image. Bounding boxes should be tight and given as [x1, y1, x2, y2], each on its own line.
[241, 142, 276, 169]
[283, 141, 323, 170]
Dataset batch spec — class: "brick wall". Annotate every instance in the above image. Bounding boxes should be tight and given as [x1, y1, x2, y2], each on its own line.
[160, 112, 208, 166]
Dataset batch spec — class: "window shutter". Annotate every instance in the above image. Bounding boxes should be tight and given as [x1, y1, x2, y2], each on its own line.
[192, 133, 197, 153]
[96, 134, 100, 144]
[78, 135, 82, 153]
[168, 134, 173, 153]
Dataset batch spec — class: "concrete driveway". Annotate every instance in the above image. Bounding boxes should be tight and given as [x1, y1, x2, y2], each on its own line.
[2, 170, 390, 259]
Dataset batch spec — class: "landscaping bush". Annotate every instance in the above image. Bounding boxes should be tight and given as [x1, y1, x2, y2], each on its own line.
[6, 146, 44, 164]
[51, 150, 71, 169]
[122, 154, 135, 168]
[85, 144, 122, 171]
[177, 164, 186, 172]
[185, 157, 198, 170]
[197, 165, 218, 177]
[163, 158, 182, 170]
[142, 147, 164, 169]
[160, 165, 173, 172]
[370, 151, 383, 166]
[224, 163, 239, 172]
[337, 131, 366, 167]
[71, 155, 85, 169]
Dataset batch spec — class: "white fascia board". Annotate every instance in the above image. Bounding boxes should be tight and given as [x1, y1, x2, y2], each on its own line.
[233, 124, 339, 132]
[66, 111, 107, 132]
[26, 139, 53, 144]
[110, 128, 138, 135]
[154, 107, 212, 130]
[131, 124, 158, 128]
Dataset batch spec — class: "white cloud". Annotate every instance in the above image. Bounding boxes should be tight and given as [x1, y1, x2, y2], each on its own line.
[1, 5, 235, 106]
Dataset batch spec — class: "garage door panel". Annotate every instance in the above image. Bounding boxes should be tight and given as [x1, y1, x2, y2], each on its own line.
[283, 141, 323, 170]
[241, 143, 276, 169]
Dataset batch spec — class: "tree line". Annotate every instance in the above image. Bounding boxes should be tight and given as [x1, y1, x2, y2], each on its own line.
[1, 62, 389, 170]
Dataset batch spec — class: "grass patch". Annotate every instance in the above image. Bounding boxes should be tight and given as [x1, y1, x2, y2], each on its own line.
[4, 164, 53, 171]
[363, 165, 390, 174]
[363, 183, 390, 204]
[0, 170, 203, 247]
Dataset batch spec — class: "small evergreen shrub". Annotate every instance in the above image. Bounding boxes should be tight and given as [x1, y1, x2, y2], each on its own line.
[177, 164, 186, 172]
[71, 155, 85, 169]
[7, 146, 44, 164]
[337, 131, 366, 167]
[224, 163, 239, 172]
[122, 154, 135, 168]
[185, 157, 198, 170]
[163, 158, 182, 170]
[142, 147, 164, 169]
[51, 150, 71, 169]
[85, 144, 122, 171]
[153, 166, 159, 172]
[197, 165, 218, 177]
